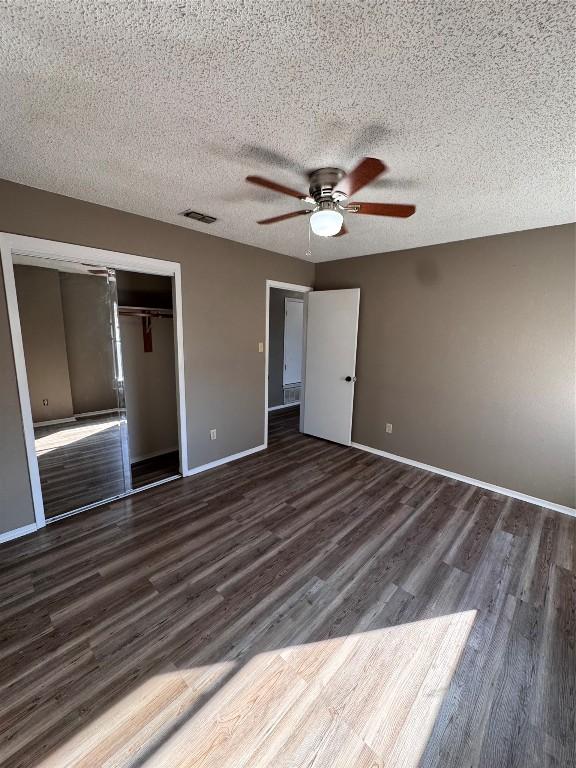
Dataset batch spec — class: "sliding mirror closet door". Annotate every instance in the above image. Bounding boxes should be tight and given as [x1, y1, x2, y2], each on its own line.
[13, 256, 131, 519]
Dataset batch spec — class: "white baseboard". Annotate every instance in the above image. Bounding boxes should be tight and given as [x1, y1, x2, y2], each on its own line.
[75, 408, 117, 419]
[351, 442, 575, 518]
[33, 409, 118, 428]
[0, 523, 37, 545]
[33, 416, 76, 428]
[185, 444, 266, 477]
[268, 403, 300, 412]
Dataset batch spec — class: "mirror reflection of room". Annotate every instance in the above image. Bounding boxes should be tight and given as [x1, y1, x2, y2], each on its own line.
[13, 259, 180, 520]
[14, 259, 128, 518]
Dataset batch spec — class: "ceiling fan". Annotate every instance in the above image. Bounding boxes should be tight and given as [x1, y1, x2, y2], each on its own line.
[246, 157, 415, 237]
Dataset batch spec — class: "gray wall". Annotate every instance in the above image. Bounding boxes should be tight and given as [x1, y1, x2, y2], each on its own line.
[14, 267, 121, 422]
[0, 179, 313, 535]
[14, 266, 74, 422]
[120, 315, 178, 461]
[1, 177, 573, 537]
[59, 273, 118, 415]
[268, 288, 305, 408]
[316, 224, 576, 508]
[0, 270, 35, 532]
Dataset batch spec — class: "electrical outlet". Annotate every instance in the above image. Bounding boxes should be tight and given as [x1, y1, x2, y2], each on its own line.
[42, 399, 48, 406]
[386, 423, 393, 434]
[210, 429, 217, 441]
[258, 341, 264, 353]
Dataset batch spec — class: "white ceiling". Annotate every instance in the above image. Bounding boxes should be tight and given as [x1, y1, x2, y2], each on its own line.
[0, 1, 574, 263]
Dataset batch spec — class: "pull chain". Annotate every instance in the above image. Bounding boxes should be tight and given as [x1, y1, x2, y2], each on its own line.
[305, 217, 312, 259]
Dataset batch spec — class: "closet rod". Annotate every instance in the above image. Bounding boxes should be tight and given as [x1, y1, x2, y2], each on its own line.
[118, 306, 173, 318]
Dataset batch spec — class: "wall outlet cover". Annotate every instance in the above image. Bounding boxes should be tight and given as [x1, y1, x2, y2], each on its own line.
[210, 429, 217, 440]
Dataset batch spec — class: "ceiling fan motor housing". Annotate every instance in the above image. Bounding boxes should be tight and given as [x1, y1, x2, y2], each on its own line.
[314, 199, 342, 215]
[308, 167, 347, 204]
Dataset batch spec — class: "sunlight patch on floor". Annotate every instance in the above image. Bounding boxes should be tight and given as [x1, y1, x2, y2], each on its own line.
[37, 611, 476, 768]
[38, 662, 236, 768]
[34, 420, 121, 455]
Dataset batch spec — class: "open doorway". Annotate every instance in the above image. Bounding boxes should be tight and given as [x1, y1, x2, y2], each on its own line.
[266, 281, 311, 443]
[116, 270, 180, 489]
[266, 280, 361, 450]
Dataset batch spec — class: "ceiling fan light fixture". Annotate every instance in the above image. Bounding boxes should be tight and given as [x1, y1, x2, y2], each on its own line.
[246, 157, 415, 238]
[310, 205, 344, 237]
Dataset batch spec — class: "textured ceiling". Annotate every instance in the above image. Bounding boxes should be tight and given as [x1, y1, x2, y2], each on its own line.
[0, 1, 574, 262]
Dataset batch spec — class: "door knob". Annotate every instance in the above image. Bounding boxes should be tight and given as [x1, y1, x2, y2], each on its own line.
[345, 376, 357, 382]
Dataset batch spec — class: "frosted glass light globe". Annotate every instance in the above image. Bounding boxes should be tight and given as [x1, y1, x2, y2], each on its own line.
[310, 208, 344, 237]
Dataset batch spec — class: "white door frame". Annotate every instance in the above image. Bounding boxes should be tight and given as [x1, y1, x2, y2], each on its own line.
[265, 280, 312, 448]
[0, 232, 188, 533]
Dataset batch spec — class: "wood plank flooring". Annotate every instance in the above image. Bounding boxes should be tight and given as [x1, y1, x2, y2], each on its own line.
[34, 416, 127, 518]
[132, 451, 181, 490]
[35, 417, 180, 517]
[1, 407, 574, 767]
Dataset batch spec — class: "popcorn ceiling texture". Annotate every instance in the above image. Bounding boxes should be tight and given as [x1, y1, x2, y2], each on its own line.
[0, 1, 574, 262]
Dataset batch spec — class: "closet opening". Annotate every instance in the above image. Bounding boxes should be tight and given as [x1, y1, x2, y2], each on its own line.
[4, 238, 186, 526]
[116, 270, 180, 490]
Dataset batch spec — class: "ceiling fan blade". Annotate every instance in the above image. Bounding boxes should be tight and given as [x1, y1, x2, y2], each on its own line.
[257, 210, 311, 225]
[334, 224, 348, 237]
[246, 175, 306, 200]
[353, 202, 416, 218]
[334, 157, 387, 198]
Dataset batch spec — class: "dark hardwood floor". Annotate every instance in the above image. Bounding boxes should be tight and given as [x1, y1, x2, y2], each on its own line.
[131, 450, 180, 490]
[34, 415, 127, 518]
[1, 408, 574, 767]
[35, 416, 180, 517]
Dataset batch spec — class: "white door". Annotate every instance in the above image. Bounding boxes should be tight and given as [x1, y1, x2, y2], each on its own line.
[283, 298, 304, 385]
[302, 289, 360, 446]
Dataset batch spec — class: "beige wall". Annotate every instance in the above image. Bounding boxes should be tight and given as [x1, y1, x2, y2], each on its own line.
[120, 315, 178, 461]
[1, 177, 572, 537]
[0, 179, 313, 535]
[0, 267, 35, 532]
[14, 266, 74, 422]
[59, 273, 118, 415]
[316, 224, 576, 508]
[13, 267, 118, 424]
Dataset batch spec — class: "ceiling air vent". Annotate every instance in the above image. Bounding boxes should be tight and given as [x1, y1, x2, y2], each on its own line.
[179, 209, 217, 224]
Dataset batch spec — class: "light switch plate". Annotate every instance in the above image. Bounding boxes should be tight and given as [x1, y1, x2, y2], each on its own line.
[258, 341, 264, 353]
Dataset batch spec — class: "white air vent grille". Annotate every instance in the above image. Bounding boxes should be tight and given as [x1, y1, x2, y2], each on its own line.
[283, 385, 301, 405]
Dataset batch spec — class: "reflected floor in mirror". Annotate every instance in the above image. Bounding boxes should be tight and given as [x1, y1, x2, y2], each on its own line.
[34, 414, 127, 518]
[1, 407, 574, 767]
